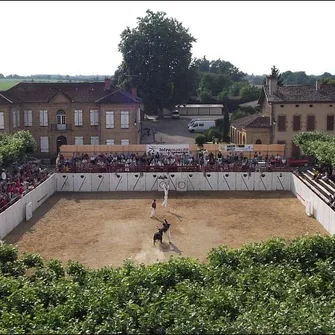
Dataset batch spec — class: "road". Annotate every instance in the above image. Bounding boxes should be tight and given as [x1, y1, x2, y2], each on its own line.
[141, 115, 221, 144]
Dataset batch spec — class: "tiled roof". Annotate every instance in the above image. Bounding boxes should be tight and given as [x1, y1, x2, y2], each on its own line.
[231, 113, 270, 129]
[0, 82, 140, 104]
[264, 83, 335, 103]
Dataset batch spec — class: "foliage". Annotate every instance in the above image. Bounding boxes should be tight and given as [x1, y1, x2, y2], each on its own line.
[195, 134, 206, 146]
[240, 85, 261, 101]
[222, 107, 230, 142]
[263, 65, 284, 86]
[0, 131, 36, 167]
[117, 10, 196, 116]
[203, 127, 222, 142]
[231, 106, 258, 121]
[294, 131, 335, 166]
[1, 235, 335, 333]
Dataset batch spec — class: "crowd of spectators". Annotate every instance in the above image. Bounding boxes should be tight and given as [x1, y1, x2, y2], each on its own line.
[0, 161, 50, 213]
[56, 151, 290, 173]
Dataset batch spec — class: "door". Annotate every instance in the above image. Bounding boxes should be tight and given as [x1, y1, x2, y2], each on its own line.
[56, 136, 67, 154]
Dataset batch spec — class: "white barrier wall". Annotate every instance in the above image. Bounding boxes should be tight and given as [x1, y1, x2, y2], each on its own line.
[291, 174, 335, 234]
[54, 172, 292, 192]
[0, 174, 56, 239]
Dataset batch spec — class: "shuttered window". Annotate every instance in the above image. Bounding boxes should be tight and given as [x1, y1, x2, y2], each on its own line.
[327, 115, 334, 131]
[277, 115, 286, 131]
[24, 110, 33, 126]
[121, 139, 130, 145]
[40, 136, 49, 153]
[39, 110, 48, 126]
[0, 112, 4, 129]
[90, 136, 99, 145]
[75, 136, 84, 145]
[121, 111, 129, 129]
[292, 141, 300, 158]
[90, 110, 99, 126]
[306, 115, 315, 131]
[74, 110, 83, 126]
[106, 111, 115, 128]
[106, 139, 115, 145]
[293, 115, 300, 131]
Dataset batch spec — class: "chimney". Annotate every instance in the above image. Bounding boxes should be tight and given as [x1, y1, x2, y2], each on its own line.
[316, 80, 321, 92]
[104, 77, 111, 90]
[131, 87, 137, 97]
[268, 77, 278, 95]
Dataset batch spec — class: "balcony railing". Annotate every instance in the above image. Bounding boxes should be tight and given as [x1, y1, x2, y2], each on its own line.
[50, 124, 72, 131]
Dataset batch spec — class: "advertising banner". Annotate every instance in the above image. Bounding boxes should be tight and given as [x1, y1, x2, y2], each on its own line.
[219, 144, 254, 152]
[146, 144, 190, 155]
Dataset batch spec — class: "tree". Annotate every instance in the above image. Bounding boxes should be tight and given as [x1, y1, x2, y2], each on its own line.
[263, 65, 284, 86]
[117, 10, 196, 117]
[222, 106, 230, 142]
[240, 85, 261, 101]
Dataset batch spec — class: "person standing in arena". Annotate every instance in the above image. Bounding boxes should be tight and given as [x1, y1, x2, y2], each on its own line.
[162, 218, 172, 243]
[150, 199, 157, 218]
[161, 183, 169, 208]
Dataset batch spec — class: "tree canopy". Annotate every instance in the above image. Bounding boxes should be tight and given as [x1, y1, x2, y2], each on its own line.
[294, 131, 335, 166]
[0, 130, 36, 167]
[117, 10, 196, 116]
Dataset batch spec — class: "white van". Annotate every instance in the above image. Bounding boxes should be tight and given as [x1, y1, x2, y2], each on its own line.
[188, 120, 216, 133]
[187, 118, 202, 128]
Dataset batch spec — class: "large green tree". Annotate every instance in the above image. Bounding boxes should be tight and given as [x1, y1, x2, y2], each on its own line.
[117, 10, 196, 116]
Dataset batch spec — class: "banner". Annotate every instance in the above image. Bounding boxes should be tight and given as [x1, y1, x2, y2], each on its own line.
[219, 144, 254, 152]
[146, 144, 190, 155]
[234, 144, 254, 152]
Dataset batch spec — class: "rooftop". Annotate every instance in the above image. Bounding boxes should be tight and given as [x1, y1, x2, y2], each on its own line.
[231, 113, 270, 130]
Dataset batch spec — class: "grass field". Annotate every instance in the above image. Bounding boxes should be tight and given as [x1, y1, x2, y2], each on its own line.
[0, 79, 20, 90]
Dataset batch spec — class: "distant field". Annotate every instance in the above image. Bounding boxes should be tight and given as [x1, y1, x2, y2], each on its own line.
[0, 79, 20, 90]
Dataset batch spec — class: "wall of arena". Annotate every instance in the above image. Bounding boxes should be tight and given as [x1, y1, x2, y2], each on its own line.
[1, 172, 334, 239]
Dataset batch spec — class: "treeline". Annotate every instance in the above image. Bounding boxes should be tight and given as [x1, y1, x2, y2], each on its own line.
[0, 234, 335, 333]
[246, 71, 335, 86]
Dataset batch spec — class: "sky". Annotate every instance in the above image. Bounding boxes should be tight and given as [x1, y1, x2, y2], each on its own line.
[1, 1, 335, 77]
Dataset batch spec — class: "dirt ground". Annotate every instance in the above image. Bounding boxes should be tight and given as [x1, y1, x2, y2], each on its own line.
[4, 191, 329, 269]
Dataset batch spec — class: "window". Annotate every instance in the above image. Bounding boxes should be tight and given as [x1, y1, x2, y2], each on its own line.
[0, 112, 4, 129]
[12, 110, 18, 128]
[40, 136, 49, 153]
[106, 139, 115, 145]
[280, 105, 284, 108]
[24, 110, 33, 126]
[106, 111, 115, 128]
[255, 139, 262, 144]
[121, 139, 130, 145]
[90, 110, 99, 126]
[309, 105, 313, 107]
[121, 111, 129, 128]
[16, 110, 20, 127]
[74, 110, 83, 126]
[56, 110, 66, 125]
[295, 105, 299, 107]
[40, 110, 48, 126]
[90, 136, 99, 145]
[307, 115, 315, 131]
[277, 115, 286, 131]
[327, 115, 334, 131]
[293, 115, 301, 131]
[74, 136, 84, 145]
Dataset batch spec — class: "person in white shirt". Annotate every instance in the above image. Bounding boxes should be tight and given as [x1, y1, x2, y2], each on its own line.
[161, 183, 169, 208]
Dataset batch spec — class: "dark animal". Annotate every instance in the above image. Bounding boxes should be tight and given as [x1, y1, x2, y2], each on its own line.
[153, 228, 164, 245]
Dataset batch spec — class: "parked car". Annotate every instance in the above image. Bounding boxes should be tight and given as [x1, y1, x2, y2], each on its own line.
[188, 120, 216, 133]
[171, 110, 180, 119]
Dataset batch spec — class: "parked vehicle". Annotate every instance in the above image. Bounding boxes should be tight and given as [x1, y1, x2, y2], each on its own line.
[187, 118, 202, 128]
[188, 120, 216, 133]
[171, 110, 180, 119]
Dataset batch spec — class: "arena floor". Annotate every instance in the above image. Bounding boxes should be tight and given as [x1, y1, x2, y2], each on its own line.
[4, 191, 329, 269]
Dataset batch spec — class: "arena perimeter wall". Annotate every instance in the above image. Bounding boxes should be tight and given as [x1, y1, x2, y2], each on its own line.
[1, 172, 334, 239]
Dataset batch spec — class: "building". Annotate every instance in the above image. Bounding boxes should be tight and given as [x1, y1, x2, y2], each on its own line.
[0, 79, 141, 157]
[230, 78, 335, 158]
[163, 104, 224, 117]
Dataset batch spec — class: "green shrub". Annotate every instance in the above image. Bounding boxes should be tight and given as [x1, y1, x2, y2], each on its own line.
[195, 134, 206, 147]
